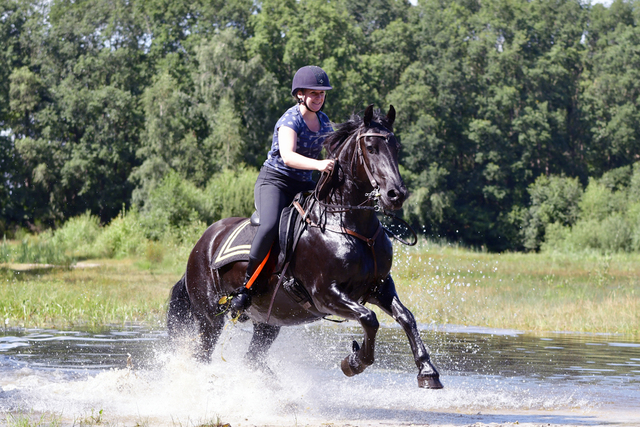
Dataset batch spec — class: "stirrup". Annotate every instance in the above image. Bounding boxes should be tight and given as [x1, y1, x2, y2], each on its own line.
[228, 287, 252, 319]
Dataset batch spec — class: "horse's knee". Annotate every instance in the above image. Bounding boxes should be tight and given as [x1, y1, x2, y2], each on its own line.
[360, 311, 379, 333]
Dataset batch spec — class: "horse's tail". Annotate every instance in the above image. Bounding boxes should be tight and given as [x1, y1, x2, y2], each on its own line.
[167, 275, 194, 337]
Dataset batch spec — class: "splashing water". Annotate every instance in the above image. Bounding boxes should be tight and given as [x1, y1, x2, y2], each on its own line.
[1, 323, 639, 426]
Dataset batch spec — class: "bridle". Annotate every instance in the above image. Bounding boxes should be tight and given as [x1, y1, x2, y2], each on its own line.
[315, 130, 392, 214]
[355, 131, 390, 190]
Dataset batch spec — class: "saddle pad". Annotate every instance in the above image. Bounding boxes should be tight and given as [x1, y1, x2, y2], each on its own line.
[211, 219, 257, 269]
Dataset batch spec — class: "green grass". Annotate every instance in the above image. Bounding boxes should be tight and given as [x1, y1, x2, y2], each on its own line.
[0, 259, 176, 330]
[1, 238, 638, 336]
[4, 410, 62, 427]
[390, 241, 640, 336]
[2, 409, 230, 427]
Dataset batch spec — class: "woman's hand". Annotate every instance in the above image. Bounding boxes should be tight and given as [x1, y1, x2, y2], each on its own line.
[317, 159, 335, 173]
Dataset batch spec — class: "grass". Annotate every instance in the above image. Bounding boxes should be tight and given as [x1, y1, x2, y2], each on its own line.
[2, 409, 230, 427]
[0, 258, 177, 330]
[4, 410, 62, 427]
[391, 241, 640, 336]
[1, 238, 639, 336]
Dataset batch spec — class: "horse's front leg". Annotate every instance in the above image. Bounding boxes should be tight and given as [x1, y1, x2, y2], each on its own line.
[315, 282, 379, 377]
[370, 275, 444, 389]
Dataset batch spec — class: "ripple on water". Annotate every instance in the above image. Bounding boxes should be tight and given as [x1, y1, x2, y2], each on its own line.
[0, 324, 638, 426]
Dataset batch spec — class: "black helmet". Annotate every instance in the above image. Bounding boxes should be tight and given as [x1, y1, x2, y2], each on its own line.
[291, 66, 333, 96]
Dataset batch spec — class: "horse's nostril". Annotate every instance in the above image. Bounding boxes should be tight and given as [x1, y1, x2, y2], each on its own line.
[388, 189, 398, 200]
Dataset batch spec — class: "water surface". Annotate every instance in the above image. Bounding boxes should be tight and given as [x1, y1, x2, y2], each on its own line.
[1, 323, 638, 426]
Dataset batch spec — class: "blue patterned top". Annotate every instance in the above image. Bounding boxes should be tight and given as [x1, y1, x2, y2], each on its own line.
[264, 105, 333, 182]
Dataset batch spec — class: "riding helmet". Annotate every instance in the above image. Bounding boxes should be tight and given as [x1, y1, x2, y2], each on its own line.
[291, 66, 333, 96]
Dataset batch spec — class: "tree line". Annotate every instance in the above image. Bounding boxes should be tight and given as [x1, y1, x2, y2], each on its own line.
[2, 0, 640, 251]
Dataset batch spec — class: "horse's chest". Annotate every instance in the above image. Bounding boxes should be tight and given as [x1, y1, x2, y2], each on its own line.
[298, 229, 392, 282]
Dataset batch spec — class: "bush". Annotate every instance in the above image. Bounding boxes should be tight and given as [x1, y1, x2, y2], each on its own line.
[540, 164, 640, 254]
[50, 211, 102, 259]
[204, 167, 258, 221]
[522, 175, 583, 251]
[579, 179, 628, 222]
[0, 234, 73, 265]
[94, 209, 146, 258]
[138, 171, 208, 240]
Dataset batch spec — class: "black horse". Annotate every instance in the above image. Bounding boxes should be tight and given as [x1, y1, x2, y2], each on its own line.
[167, 105, 443, 389]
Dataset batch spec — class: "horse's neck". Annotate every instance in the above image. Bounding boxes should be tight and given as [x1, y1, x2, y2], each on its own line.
[321, 179, 379, 234]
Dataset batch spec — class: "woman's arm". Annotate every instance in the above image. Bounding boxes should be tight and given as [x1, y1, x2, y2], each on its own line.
[279, 126, 334, 173]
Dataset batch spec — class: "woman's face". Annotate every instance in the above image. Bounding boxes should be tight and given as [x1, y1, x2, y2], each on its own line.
[298, 89, 326, 112]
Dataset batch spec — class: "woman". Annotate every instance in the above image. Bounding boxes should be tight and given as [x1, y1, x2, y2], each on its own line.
[228, 65, 335, 316]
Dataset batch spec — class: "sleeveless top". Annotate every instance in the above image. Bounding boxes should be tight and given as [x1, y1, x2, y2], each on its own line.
[263, 105, 333, 182]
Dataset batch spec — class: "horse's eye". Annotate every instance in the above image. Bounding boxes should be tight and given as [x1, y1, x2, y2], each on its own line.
[367, 145, 376, 154]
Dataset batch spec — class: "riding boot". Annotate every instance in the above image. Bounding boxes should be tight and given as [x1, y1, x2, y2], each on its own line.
[228, 256, 260, 317]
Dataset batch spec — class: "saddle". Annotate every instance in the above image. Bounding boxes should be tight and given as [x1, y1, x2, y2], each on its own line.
[211, 192, 308, 272]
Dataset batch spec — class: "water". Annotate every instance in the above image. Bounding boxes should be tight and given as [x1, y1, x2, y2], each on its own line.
[1, 323, 639, 426]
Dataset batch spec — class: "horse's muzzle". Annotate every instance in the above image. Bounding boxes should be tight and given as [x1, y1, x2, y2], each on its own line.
[383, 185, 408, 210]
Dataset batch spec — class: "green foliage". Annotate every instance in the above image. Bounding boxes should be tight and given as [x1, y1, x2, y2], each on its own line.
[521, 175, 583, 251]
[48, 212, 102, 259]
[0, 236, 72, 266]
[94, 209, 146, 258]
[138, 171, 207, 240]
[4, 0, 640, 251]
[203, 167, 259, 220]
[541, 163, 640, 253]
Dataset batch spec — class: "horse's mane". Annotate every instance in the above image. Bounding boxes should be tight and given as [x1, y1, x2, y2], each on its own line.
[324, 109, 391, 157]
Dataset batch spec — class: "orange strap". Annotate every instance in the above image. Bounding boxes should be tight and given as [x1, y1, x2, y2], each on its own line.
[244, 247, 272, 290]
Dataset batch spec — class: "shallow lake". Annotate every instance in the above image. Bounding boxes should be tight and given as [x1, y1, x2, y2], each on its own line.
[1, 322, 639, 426]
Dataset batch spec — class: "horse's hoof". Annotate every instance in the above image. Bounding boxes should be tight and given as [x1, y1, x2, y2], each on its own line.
[341, 356, 357, 377]
[418, 374, 444, 389]
[341, 352, 365, 377]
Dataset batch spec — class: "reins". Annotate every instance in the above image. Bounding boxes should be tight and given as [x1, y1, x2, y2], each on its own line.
[293, 200, 383, 278]
[314, 129, 418, 246]
[300, 130, 401, 278]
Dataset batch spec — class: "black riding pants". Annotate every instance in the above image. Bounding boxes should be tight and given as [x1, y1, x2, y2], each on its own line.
[249, 166, 315, 269]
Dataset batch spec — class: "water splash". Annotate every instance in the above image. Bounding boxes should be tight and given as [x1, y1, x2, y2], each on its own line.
[2, 324, 624, 426]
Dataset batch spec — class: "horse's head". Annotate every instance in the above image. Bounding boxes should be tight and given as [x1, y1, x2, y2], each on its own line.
[323, 105, 408, 211]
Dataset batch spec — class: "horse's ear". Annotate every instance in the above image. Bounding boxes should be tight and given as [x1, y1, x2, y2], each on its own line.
[364, 104, 374, 127]
[386, 105, 396, 130]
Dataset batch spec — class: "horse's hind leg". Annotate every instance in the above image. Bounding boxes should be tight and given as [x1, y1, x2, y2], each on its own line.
[245, 322, 280, 373]
[370, 275, 444, 389]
